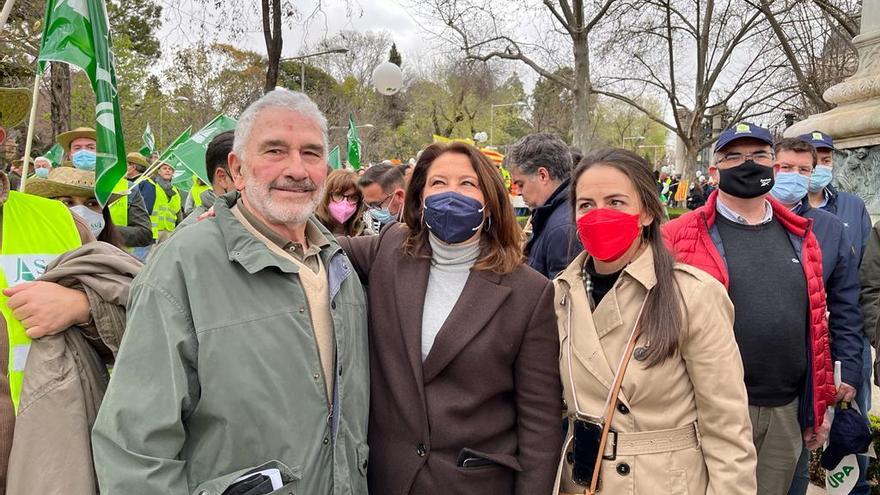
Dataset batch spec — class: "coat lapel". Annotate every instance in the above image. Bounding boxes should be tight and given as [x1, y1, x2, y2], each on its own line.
[394, 246, 431, 400]
[422, 269, 511, 383]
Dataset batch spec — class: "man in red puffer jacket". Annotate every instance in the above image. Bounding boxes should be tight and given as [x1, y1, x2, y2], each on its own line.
[663, 123, 842, 495]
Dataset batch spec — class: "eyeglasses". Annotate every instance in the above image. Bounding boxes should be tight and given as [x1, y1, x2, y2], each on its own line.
[716, 151, 774, 166]
[776, 162, 814, 176]
[365, 193, 393, 210]
[330, 192, 360, 203]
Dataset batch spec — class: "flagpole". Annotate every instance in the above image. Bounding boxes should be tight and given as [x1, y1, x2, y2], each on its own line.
[128, 157, 165, 191]
[0, 0, 16, 31]
[18, 72, 41, 192]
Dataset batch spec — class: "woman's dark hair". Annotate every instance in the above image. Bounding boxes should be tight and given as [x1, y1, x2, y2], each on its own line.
[98, 206, 126, 249]
[315, 169, 366, 236]
[571, 148, 683, 367]
[403, 142, 524, 274]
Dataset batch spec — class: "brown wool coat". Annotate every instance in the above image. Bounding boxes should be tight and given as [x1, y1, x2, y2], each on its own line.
[338, 224, 563, 495]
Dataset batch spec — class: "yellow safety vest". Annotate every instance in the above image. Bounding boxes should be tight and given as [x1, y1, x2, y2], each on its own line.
[191, 181, 211, 208]
[0, 191, 82, 413]
[147, 179, 169, 239]
[107, 178, 129, 229]
[163, 186, 181, 232]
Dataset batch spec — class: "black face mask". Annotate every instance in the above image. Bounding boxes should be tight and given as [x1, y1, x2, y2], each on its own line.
[718, 160, 775, 199]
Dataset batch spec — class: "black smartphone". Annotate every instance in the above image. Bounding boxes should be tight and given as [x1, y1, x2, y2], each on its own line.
[571, 418, 603, 486]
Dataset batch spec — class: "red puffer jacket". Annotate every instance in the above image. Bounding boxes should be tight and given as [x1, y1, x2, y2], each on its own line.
[662, 190, 835, 432]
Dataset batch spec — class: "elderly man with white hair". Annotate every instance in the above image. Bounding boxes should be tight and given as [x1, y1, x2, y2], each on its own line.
[92, 89, 371, 495]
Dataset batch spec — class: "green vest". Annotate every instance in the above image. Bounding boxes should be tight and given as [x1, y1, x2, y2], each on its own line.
[147, 179, 169, 239]
[108, 179, 129, 228]
[0, 191, 82, 413]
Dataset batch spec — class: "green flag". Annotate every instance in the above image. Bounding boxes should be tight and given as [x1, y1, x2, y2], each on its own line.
[157, 126, 192, 163]
[38, 0, 126, 207]
[347, 115, 362, 170]
[171, 114, 237, 184]
[43, 143, 64, 166]
[143, 123, 155, 155]
[138, 145, 151, 158]
[328, 145, 341, 170]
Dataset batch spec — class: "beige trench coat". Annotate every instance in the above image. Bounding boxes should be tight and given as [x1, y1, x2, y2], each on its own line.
[553, 248, 756, 495]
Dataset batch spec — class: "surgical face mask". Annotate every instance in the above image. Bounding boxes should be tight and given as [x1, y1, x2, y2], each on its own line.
[34, 167, 50, 178]
[69, 204, 105, 238]
[809, 165, 833, 193]
[770, 172, 810, 205]
[72, 150, 97, 171]
[369, 207, 395, 226]
[423, 191, 486, 244]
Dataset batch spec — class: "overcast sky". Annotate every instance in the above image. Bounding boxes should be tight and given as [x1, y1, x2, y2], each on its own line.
[155, 0, 431, 71]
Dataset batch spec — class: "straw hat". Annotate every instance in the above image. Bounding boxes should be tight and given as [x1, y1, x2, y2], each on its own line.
[26, 166, 126, 202]
[56, 127, 97, 152]
[126, 152, 148, 168]
[11, 157, 33, 168]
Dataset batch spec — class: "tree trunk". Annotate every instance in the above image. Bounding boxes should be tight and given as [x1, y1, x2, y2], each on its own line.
[262, 0, 283, 93]
[50, 63, 71, 141]
[571, 32, 592, 151]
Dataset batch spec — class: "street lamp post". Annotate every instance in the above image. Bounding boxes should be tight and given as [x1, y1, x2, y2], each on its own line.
[281, 48, 349, 92]
[134, 95, 190, 150]
[622, 136, 644, 149]
[490, 102, 526, 146]
[637, 144, 665, 168]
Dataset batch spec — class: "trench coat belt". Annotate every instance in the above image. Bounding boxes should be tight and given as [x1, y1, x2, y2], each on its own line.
[603, 422, 701, 457]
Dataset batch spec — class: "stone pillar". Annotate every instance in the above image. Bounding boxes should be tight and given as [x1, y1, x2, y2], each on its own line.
[785, 0, 880, 214]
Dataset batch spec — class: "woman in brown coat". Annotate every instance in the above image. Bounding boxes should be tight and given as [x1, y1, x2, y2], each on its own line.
[338, 142, 562, 495]
[554, 149, 756, 494]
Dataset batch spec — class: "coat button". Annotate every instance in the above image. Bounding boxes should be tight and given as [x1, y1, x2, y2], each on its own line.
[617, 402, 630, 415]
[416, 443, 427, 457]
[299, 306, 306, 313]
[633, 346, 649, 361]
[331, 301, 337, 310]
[616, 463, 630, 475]
[323, 437, 329, 445]
[562, 398, 568, 412]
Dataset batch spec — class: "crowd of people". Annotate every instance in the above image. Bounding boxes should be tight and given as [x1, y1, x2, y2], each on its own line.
[3, 87, 880, 495]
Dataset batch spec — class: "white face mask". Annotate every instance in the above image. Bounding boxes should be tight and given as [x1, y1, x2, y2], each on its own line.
[69, 205, 105, 238]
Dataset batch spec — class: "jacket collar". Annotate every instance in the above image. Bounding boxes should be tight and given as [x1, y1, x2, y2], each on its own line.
[215, 193, 340, 275]
[556, 243, 657, 293]
[702, 189, 810, 237]
[530, 178, 571, 227]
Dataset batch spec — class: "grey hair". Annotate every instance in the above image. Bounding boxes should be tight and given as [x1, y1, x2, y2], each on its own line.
[508, 133, 573, 181]
[233, 88, 329, 159]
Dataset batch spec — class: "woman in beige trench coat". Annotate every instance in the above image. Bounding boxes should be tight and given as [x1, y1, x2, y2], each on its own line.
[554, 148, 757, 495]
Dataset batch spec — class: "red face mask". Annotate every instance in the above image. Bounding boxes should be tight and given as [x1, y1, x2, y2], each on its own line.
[576, 208, 641, 262]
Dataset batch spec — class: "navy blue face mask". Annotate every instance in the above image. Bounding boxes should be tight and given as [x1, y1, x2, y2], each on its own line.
[423, 191, 486, 244]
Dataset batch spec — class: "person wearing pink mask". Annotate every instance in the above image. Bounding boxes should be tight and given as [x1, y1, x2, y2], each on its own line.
[552, 148, 756, 495]
[315, 169, 368, 236]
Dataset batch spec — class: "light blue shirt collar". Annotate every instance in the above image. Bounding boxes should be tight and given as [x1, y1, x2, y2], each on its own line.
[715, 196, 773, 225]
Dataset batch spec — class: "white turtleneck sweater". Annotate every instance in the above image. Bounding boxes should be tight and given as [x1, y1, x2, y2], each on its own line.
[421, 233, 481, 361]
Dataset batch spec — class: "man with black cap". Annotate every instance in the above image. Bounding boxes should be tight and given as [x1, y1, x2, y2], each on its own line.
[664, 123, 841, 495]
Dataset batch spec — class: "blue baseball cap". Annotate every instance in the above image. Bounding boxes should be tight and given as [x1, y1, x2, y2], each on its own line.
[799, 130, 835, 150]
[713, 123, 774, 153]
